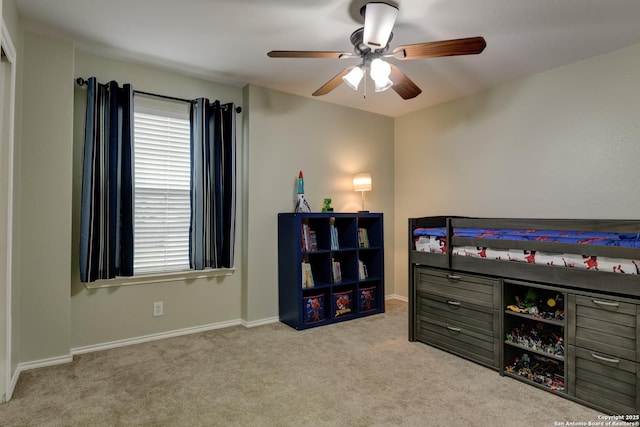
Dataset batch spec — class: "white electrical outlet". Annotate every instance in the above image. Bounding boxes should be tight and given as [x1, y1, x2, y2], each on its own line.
[153, 301, 164, 317]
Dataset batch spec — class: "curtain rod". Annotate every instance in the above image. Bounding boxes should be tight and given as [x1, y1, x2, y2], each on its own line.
[75, 77, 242, 113]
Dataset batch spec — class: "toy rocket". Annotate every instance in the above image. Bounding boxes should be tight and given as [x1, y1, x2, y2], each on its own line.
[297, 171, 304, 194]
[295, 171, 312, 213]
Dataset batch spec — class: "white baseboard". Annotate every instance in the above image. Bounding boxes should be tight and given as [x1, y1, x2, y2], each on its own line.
[386, 294, 408, 302]
[10, 316, 269, 388]
[9, 303, 397, 400]
[8, 367, 20, 402]
[17, 354, 74, 371]
[71, 318, 243, 355]
[8, 354, 74, 400]
[241, 316, 279, 328]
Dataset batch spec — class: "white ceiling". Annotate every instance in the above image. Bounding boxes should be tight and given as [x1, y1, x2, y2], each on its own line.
[14, 0, 640, 117]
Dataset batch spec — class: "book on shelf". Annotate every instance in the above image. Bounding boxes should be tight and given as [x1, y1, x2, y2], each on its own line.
[358, 259, 368, 280]
[331, 258, 342, 283]
[301, 261, 315, 288]
[301, 223, 314, 252]
[330, 222, 339, 250]
[358, 227, 370, 248]
[310, 230, 318, 251]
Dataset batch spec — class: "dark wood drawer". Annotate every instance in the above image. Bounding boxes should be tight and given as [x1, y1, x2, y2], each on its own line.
[568, 345, 639, 414]
[415, 267, 500, 309]
[568, 294, 639, 362]
[417, 291, 498, 337]
[416, 314, 499, 368]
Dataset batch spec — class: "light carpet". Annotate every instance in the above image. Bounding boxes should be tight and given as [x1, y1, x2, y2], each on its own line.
[0, 300, 602, 426]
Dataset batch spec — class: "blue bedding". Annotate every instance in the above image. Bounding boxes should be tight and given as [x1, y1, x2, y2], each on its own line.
[413, 227, 640, 248]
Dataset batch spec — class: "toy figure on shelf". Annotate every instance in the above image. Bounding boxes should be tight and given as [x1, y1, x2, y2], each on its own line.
[521, 353, 530, 368]
[321, 198, 334, 212]
[294, 171, 312, 213]
[506, 352, 565, 390]
[511, 289, 565, 321]
[524, 288, 538, 308]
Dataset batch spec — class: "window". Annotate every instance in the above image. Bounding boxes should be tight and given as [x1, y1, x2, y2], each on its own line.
[133, 103, 191, 274]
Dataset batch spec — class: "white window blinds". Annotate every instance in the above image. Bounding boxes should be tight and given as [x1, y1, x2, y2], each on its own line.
[133, 108, 191, 274]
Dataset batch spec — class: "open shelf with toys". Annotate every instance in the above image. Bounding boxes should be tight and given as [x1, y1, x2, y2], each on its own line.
[278, 212, 385, 330]
[502, 280, 567, 394]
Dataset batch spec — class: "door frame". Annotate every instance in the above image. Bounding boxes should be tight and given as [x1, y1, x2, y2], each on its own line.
[0, 17, 16, 403]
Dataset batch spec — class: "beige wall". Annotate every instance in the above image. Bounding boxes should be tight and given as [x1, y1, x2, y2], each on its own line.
[14, 34, 395, 359]
[242, 85, 395, 322]
[19, 31, 74, 361]
[70, 51, 245, 349]
[393, 42, 640, 298]
[14, 23, 640, 367]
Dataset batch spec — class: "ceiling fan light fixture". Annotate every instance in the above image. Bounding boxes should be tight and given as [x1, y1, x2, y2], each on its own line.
[370, 58, 391, 82]
[370, 58, 392, 92]
[342, 66, 364, 90]
[267, 3, 485, 101]
[374, 78, 393, 92]
[362, 2, 399, 49]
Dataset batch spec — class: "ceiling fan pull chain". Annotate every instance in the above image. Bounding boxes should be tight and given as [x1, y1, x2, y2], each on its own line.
[363, 67, 367, 99]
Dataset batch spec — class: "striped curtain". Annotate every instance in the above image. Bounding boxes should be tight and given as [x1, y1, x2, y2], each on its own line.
[189, 99, 236, 269]
[79, 77, 134, 282]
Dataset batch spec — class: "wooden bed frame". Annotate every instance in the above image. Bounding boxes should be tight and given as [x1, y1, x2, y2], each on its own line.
[409, 216, 640, 298]
[408, 216, 640, 414]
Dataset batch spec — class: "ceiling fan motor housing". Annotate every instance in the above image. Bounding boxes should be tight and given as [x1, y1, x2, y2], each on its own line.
[350, 27, 392, 57]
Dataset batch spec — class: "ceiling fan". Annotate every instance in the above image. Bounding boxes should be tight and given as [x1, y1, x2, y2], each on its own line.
[267, 1, 486, 100]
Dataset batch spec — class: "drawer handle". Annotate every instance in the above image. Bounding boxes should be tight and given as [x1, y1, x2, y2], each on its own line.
[447, 274, 461, 281]
[590, 353, 620, 364]
[591, 299, 620, 308]
[447, 300, 461, 306]
[446, 326, 461, 332]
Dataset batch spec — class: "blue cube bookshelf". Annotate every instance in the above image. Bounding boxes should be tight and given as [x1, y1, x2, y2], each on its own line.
[278, 212, 385, 330]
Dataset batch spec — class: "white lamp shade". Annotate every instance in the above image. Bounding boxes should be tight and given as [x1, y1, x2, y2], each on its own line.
[374, 78, 393, 92]
[342, 66, 364, 91]
[370, 58, 390, 81]
[353, 173, 372, 192]
[363, 2, 399, 49]
[370, 59, 393, 92]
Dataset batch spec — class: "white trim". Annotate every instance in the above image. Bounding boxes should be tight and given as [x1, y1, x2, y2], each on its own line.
[71, 318, 243, 355]
[9, 353, 75, 398]
[241, 316, 279, 328]
[9, 363, 19, 399]
[385, 294, 408, 302]
[12, 316, 285, 389]
[84, 267, 236, 289]
[1, 17, 16, 403]
[16, 355, 74, 372]
[8, 308, 396, 395]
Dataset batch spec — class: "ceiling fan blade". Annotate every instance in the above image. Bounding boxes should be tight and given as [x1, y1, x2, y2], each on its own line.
[312, 66, 356, 96]
[388, 63, 422, 100]
[393, 36, 486, 60]
[267, 51, 352, 59]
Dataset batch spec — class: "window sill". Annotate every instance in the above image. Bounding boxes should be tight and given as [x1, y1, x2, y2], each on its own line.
[83, 268, 236, 289]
